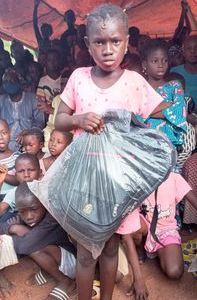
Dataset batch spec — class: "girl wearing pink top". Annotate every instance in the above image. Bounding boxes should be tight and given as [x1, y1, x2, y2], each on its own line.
[55, 4, 167, 300]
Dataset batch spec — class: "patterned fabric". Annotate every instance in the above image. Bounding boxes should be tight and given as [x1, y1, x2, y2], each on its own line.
[0, 152, 19, 194]
[182, 239, 197, 279]
[182, 153, 197, 224]
[145, 80, 187, 146]
[177, 123, 196, 168]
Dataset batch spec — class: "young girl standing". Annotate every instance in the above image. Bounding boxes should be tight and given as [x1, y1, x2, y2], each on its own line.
[141, 39, 187, 148]
[54, 4, 165, 300]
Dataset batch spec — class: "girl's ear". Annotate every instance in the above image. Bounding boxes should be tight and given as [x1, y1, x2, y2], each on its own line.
[125, 35, 129, 54]
[142, 60, 147, 70]
[84, 36, 91, 55]
[84, 36, 89, 48]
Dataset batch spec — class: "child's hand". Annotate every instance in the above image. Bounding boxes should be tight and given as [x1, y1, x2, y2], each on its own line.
[37, 100, 53, 114]
[74, 112, 104, 134]
[9, 224, 30, 236]
[0, 165, 8, 185]
[127, 280, 149, 300]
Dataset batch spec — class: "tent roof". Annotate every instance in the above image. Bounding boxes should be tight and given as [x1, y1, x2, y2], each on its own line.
[0, 0, 197, 49]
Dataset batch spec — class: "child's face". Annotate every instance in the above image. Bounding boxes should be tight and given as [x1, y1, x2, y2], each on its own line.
[144, 48, 168, 80]
[23, 135, 43, 156]
[16, 196, 46, 227]
[15, 159, 41, 183]
[86, 19, 128, 73]
[0, 121, 10, 152]
[48, 131, 69, 157]
[183, 37, 197, 65]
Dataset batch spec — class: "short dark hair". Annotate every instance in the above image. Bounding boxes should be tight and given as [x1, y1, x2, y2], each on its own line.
[23, 127, 44, 144]
[15, 153, 40, 170]
[86, 4, 128, 36]
[15, 182, 36, 203]
[141, 39, 168, 61]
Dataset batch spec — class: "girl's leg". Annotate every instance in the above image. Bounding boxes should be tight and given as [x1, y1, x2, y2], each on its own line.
[99, 234, 120, 300]
[77, 243, 97, 300]
[158, 244, 184, 279]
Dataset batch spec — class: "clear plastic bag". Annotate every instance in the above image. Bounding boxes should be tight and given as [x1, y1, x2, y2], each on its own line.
[29, 110, 176, 258]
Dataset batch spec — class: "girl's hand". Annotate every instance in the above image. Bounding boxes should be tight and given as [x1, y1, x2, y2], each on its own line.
[74, 112, 104, 134]
[127, 280, 149, 300]
[0, 165, 8, 185]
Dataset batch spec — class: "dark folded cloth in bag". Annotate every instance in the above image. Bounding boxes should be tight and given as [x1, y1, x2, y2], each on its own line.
[29, 110, 176, 258]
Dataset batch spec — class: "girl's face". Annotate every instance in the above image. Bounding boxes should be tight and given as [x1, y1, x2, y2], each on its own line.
[48, 131, 69, 157]
[86, 19, 128, 73]
[0, 121, 10, 152]
[144, 48, 168, 80]
[23, 135, 43, 156]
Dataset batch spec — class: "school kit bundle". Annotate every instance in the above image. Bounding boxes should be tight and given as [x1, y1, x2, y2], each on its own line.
[29, 110, 176, 258]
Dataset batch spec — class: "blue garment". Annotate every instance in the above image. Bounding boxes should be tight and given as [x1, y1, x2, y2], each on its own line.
[171, 64, 197, 109]
[0, 92, 45, 151]
[145, 80, 187, 146]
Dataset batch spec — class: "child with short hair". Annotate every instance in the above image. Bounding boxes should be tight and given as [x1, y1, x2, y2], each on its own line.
[39, 129, 73, 175]
[0, 182, 76, 299]
[54, 4, 165, 300]
[0, 119, 19, 198]
[22, 127, 45, 160]
[0, 153, 42, 221]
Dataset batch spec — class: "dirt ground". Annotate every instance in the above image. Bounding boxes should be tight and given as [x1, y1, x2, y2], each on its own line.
[2, 254, 197, 300]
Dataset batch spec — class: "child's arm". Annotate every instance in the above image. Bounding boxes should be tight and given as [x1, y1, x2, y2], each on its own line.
[150, 102, 172, 118]
[9, 224, 30, 237]
[0, 202, 9, 216]
[122, 234, 149, 300]
[33, 0, 42, 46]
[4, 174, 19, 186]
[0, 164, 8, 189]
[55, 101, 104, 134]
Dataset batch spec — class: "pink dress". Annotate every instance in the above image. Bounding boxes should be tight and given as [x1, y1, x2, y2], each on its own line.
[143, 172, 191, 252]
[61, 67, 163, 235]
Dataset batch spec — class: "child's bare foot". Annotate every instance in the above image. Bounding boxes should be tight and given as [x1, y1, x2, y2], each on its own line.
[0, 274, 15, 299]
[126, 281, 149, 300]
[26, 270, 55, 286]
[45, 278, 76, 300]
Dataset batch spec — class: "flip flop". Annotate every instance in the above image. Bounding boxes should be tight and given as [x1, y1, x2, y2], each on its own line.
[26, 270, 54, 286]
[92, 280, 100, 300]
[49, 287, 69, 300]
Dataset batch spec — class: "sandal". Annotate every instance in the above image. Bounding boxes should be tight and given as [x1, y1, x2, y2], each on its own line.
[92, 280, 100, 300]
[26, 270, 54, 286]
[49, 287, 69, 300]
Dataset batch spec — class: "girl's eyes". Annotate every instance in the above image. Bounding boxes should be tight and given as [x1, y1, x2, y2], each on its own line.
[112, 40, 120, 45]
[95, 41, 103, 46]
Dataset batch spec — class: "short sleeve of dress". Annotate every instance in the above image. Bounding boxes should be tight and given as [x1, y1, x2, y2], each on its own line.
[60, 70, 77, 111]
[135, 74, 163, 119]
[174, 173, 192, 203]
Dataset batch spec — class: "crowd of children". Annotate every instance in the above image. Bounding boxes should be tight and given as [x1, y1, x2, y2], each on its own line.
[0, 1, 197, 300]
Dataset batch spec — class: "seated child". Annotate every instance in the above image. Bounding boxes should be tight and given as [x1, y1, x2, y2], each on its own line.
[0, 182, 76, 299]
[121, 172, 197, 299]
[0, 153, 42, 222]
[0, 119, 19, 199]
[39, 129, 73, 175]
[21, 127, 45, 160]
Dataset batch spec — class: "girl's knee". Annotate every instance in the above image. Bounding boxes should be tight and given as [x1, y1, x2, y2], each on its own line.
[165, 263, 184, 280]
[77, 250, 96, 268]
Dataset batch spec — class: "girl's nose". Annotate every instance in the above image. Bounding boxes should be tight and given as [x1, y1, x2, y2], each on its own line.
[103, 43, 113, 55]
